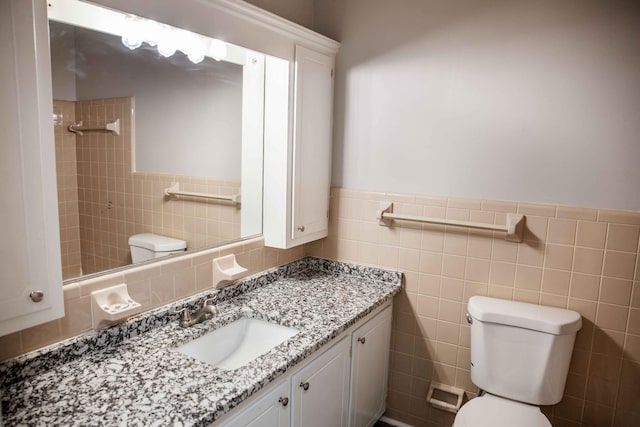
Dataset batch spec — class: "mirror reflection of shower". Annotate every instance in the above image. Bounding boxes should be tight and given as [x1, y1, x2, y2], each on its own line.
[48, 0, 265, 281]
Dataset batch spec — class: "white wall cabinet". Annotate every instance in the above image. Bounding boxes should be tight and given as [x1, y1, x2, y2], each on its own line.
[290, 46, 334, 244]
[0, 0, 65, 337]
[349, 305, 393, 427]
[215, 302, 393, 427]
[263, 45, 336, 249]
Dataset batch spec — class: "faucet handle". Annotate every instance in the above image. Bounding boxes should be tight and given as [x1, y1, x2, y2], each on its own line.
[201, 297, 218, 319]
[202, 296, 217, 308]
[174, 307, 191, 322]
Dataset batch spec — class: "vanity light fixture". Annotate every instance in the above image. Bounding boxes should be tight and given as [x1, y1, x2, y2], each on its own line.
[48, 0, 227, 64]
[121, 14, 227, 63]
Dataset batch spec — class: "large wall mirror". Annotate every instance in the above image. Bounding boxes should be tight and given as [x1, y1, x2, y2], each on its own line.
[48, 0, 265, 282]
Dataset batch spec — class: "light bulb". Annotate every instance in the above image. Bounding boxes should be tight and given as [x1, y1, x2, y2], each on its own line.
[182, 32, 208, 64]
[155, 25, 176, 57]
[187, 51, 205, 64]
[122, 35, 142, 50]
[121, 15, 143, 50]
[208, 39, 227, 61]
[157, 42, 176, 57]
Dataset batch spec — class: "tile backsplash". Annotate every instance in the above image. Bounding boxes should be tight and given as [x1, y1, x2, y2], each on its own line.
[307, 188, 640, 427]
[4, 184, 639, 427]
[0, 237, 304, 362]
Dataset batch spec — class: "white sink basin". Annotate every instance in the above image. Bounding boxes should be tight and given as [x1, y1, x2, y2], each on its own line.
[176, 317, 299, 370]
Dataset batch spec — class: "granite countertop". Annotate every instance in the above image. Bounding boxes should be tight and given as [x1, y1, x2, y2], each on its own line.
[0, 257, 402, 427]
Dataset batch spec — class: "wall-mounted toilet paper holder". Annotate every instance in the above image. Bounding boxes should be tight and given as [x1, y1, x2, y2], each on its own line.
[426, 382, 465, 413]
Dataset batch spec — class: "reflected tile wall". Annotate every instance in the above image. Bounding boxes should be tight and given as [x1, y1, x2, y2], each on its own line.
[53, 100, 82, 279]
[73, 97, 240, 277]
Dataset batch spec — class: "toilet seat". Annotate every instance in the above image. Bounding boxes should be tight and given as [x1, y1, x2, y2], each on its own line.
[453, 393, 551, 427]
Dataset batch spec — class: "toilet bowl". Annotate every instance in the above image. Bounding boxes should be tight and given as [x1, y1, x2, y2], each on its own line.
[128, 233, 187, 263]
[453, 393, 550, 427]
[452, 296, 582, 427]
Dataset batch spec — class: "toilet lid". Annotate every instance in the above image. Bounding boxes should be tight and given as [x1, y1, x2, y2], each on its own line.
[128, 233, 187, 251]
[453, 394, 551, 427]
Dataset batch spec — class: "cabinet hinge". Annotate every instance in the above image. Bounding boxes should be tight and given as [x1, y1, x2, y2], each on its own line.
[331, 68, 334, 78]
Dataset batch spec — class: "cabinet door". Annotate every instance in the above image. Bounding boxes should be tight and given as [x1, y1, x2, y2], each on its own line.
[292, 336, 350, 427]
[0, 0, 64, 336]
[221, 380, 290, 427]
[349, 305, 393, 427]
[290, 45, 333, 242]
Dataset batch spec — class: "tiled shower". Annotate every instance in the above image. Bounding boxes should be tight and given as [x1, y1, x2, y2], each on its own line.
[53, 96, 241, 279]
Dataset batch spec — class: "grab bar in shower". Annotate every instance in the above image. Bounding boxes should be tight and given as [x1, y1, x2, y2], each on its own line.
[68, 118, 120, 136]
[376, 202, 525, 242]
[164, 183, 241, 205]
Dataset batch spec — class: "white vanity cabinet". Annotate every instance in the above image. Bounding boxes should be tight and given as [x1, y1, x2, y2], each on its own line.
[349, 305, 393, 427]
[0, 0, 65, 336]
[222, 380, 290, 427]
[215, 303, 393, 427]
[263, 45, 336, 249]
[292, 336, 350, 426]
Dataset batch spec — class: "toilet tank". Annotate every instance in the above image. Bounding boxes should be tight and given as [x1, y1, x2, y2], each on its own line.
[467, 296, 582, 406]
[128, 233, 187, 263]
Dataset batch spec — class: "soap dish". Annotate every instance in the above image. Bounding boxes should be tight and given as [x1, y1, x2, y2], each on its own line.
[90, 284, 142, 329]
[212, 254, 248, 288]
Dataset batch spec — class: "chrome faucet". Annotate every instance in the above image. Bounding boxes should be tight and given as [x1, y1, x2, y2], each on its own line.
[175, 297, 218, 327]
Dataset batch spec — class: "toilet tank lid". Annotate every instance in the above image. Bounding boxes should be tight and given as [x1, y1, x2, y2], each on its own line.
[468, 296, 582, 335]
[128, 233, 187, 251]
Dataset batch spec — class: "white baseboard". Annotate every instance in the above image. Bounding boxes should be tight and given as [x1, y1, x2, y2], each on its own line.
[379, 416, 416, 427]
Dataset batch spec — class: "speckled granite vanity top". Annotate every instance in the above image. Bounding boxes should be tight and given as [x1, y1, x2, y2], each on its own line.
[0, 258, 402, 426]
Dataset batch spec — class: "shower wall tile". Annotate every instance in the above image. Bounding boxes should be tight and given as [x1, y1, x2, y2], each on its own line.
[71, 97, 240, 277]
[309, 187, 640, 427]
[53, 100, 82, 279]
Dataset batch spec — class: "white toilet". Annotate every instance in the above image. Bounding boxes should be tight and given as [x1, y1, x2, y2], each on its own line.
[453, 296, 582, 427]
[128, 233, 187, 263]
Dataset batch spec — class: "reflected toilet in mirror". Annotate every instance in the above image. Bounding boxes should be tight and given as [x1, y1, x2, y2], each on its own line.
[128, 233, 187, 263]
[48, 0, 265, 282]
